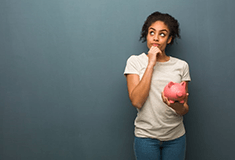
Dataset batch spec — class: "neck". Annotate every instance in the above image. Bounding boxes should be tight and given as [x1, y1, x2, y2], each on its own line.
[157, 51, 170, 62]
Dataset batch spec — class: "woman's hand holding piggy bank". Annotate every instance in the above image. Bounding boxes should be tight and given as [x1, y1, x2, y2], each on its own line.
[163, 81, 186, 104]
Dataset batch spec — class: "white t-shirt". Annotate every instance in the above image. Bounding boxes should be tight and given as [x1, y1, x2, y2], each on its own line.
[124, 53, 191, 141]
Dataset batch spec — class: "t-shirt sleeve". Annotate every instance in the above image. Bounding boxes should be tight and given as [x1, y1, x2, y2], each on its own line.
[123, 56, 139, 76]
[182, 62, 191, 82]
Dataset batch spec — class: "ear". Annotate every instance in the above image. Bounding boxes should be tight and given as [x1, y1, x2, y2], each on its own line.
[167, 36, 172, 44]
[180, 81, 186, 88]
[168, 81, 174, 88]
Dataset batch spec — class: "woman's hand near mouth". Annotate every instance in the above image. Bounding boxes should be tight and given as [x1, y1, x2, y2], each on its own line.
[147, 45, 161, 67]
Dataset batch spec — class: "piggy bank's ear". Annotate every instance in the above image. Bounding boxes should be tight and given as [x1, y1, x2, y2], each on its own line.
[168, 81, 174, 88]
[180, 81, 186, 87]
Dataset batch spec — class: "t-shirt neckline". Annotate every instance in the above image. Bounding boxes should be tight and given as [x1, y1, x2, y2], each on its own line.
[142, 53, 172, 64]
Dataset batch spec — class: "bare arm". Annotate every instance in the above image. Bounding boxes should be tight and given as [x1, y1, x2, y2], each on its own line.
[126, 46, 161, 109]
[162, 81, 189, 116]
[126, 66, 153, 109]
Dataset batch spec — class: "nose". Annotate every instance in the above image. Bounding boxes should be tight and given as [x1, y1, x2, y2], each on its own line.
[153, 34, 159, 41]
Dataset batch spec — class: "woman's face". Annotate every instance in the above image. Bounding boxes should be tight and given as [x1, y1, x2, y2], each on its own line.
[146, 21, 172, 51]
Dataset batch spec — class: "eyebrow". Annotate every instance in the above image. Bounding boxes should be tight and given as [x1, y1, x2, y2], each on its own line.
[149, 28, 169, 32]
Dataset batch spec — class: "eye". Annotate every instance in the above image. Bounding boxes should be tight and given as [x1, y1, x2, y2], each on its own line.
[150, 31, 155, 36]
[160, 33, 165, 37]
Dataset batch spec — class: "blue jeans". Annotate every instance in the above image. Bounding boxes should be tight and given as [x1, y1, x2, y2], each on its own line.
[134, 134, 186, 160]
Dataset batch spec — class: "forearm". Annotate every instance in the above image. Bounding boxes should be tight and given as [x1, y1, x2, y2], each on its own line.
[129, 65, 154, 109]
[170, 103, 189, 116]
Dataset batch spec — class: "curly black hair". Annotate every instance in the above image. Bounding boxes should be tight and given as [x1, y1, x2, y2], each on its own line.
[140, 11, 180, 45]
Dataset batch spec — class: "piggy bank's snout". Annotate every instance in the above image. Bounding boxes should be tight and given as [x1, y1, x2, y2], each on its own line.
[176, 91, 183, 98]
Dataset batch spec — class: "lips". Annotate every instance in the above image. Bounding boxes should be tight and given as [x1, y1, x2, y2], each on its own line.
[152, 43, 160, 47]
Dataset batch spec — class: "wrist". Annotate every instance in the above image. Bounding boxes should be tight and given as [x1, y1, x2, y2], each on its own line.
[147, 62, 155, 68]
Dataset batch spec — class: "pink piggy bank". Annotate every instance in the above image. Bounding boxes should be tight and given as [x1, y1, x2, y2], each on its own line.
[163, 81, 186, 104]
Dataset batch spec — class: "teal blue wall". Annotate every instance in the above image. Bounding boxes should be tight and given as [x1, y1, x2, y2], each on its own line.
[1, 0, 235, 159]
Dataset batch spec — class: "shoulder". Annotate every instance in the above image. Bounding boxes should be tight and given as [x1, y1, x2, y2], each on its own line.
[126, 53, 148, 66]
[170, 56, 189, 67]
[127, 53, 147, 62]
[124, 53, 148, 74]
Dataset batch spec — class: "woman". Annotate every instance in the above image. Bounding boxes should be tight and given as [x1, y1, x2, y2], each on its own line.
[124, 11, 191, 160]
